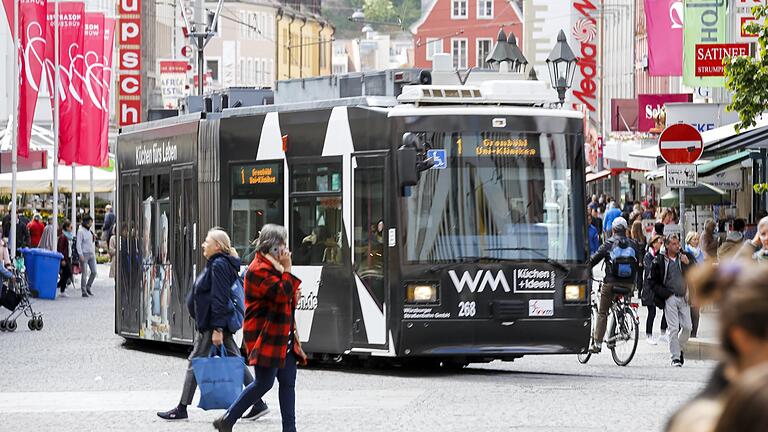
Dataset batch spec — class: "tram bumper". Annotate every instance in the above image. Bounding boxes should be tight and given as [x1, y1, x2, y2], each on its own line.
[399, 317, 591, 359]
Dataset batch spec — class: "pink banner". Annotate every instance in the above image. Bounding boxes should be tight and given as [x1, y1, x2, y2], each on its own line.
[99, 17, 115, 167]
[17, 0, 48, 158]
[76, 11, 104, 166]
[644, 0, 683, 76]
[637, 93, 692, 132]
[44, 2, 84, 165]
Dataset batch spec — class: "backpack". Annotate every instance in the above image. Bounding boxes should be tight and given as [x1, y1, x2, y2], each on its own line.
[227, 273, 245, 333]
[609, 238, 638, 280]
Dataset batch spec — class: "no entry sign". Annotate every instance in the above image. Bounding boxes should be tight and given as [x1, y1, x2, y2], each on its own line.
[658, 123, 704, 164]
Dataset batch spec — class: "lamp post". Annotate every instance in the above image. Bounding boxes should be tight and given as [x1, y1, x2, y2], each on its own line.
[347, 9, 403, 29]
[485, 28, 528, 73]
[545, 30, 577, 106]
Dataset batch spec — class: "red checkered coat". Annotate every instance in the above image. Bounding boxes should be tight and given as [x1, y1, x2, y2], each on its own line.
[243, 252, 307, 368]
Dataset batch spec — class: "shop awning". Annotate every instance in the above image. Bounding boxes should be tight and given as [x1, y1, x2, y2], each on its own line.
[696, 151, 751, 177]
[627, 146, 661, 171]
[586, 169, 611, 183]
[702, 115, 768, 156]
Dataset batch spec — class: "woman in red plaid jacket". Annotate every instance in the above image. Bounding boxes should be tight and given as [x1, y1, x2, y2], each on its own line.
[214, 224, 307, 432]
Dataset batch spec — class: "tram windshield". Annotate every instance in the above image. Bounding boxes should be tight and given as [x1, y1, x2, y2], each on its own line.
[403, 131, 585, 264]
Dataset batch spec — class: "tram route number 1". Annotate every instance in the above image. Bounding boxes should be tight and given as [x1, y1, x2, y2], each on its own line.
[458, 301, 476, 317]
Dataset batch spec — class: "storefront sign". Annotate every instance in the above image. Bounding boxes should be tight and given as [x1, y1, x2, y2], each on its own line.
[570, 0, 601, 122]
[637, 93, 692, 132]
[118, 0, 141, 126]
[683, 0, 727, 87]
[665, 102, 739, 132]
[159, 59, 187, 109]
[703, 170, 742, 190]
[644, 0, 683, 76]
[734, 0, 765, 43]
[666, 164, 698, 188]
[694, 43, 749, 77]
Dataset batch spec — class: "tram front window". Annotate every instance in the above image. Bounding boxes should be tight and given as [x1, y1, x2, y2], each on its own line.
[230, 162, 284, 261]
[403, 131, 585, 264]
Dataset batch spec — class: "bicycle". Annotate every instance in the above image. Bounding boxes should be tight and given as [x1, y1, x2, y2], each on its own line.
[578, 278, 640, 366]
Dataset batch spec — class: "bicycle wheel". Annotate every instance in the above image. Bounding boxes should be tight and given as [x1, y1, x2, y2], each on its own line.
[610, 307, 639, 367]
[577, 306, 597, 364]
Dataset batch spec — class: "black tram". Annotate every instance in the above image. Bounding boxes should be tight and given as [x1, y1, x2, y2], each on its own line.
[116, 71, 592, 363]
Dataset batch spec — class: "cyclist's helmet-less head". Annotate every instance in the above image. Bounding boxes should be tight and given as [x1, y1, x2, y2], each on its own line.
[612, 217, 628, 233]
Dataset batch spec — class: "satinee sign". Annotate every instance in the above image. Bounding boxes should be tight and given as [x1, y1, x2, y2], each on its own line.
[658, 123, 704, 164]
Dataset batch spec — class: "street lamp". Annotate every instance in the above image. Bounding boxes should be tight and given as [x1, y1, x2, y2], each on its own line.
[350, 9, 365, 22]
[361, 24, 373, 33]
[546, 30, 577, 105]
[347, 9, 403, 29]
[485, 28, 527, 72]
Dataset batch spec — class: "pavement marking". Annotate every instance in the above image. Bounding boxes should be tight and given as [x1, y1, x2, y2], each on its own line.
[0, 389, 424, 413]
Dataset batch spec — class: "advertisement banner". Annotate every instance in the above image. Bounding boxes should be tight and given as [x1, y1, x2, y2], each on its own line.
[734, 0, 765, 43]
[44, 1, 85, 165]
[703, 170, 742, 190]
[570, 0, 600, 122]
[159, 59, 187, 109]
[8, 0, 49, 159]
[683, 0, 727, 87]
[665, 102, 739, 132]
[637, 93, 692, 132]
[644, 0, 684, 76]
[99, 17, 115, 167]
[695, 43, 749, 76]
[77, 12, 105, 166]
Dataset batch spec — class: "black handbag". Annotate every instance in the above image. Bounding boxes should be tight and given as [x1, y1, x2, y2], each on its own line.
[1, 284, 21, 311]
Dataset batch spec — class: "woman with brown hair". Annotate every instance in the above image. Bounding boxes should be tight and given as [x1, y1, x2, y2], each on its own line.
[666, 262, 768, 431]
[700, 219, 718, 260]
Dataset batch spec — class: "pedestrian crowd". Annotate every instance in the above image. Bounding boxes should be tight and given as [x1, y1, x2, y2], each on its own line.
[588, 193, 768, 431]
[0, 203, 116, 298]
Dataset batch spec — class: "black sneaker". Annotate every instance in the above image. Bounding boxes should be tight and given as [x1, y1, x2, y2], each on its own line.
[81, 292, 89, 298]
[87, 289, 94, 296]
[680, 351, 685, 365]
[242, 402, 269, 420]
[672, 359, 683, 368]
[157, 406, 188, 420]
[213, 416, 233, 432]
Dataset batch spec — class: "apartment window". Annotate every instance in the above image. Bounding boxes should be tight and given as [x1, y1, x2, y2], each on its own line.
[240, 61, 245, 85]
[477, 0, 493, 18]
[261, 59, 267, 84]
[451, 0, 467, 18]
[452, 38, 468, 69]
[255, 59, 261, 85]
[425, 38, 444, 61]
[476, 38, 493, 68]
[320, 38, 327, 68]
[269, 59, 274, 84]
[239, 11, 247, 38]
[206, 59, 219, 82]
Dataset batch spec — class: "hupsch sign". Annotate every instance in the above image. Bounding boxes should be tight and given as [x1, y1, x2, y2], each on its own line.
[695, 43, 749, 77]
[118, 0, 141, 127]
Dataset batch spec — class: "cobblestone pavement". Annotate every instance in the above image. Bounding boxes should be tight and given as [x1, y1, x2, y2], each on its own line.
[0, 265, 714, 432]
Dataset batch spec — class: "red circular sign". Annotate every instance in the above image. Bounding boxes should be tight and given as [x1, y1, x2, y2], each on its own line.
[658, 123, 703, 164]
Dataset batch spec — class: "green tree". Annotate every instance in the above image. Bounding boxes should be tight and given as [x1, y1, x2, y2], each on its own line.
[724, 5, 768, 132]
[363, 0, 397, 24]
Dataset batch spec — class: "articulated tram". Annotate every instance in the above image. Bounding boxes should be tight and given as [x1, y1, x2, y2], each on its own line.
[116, 67, 591, 364]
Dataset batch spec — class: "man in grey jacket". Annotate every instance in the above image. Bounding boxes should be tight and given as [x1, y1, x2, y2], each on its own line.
[76, 216, 97, 297]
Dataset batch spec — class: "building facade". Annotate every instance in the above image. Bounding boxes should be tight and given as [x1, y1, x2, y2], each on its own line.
[411, 0, 523, 70]
[275, 6, 333, 80]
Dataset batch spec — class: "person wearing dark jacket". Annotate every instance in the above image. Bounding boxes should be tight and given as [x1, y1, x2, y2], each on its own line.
[649, 235, 695, 367]
[158, 228, 267, 422]
[57, 221, 74, 297]
[641, 235, 667, 344]
[214, 224, 307, 432]
[588, 217, 643, 353]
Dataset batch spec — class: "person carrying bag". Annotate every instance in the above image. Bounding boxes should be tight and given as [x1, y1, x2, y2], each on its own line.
[157, 228, 268, 421]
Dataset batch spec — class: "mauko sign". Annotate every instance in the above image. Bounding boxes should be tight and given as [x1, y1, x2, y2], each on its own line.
[666, 164, 697, 188]
[658, 123, 703, 164]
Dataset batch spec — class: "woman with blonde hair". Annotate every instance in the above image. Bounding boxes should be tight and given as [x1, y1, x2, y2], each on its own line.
[158, 228, 268, 422]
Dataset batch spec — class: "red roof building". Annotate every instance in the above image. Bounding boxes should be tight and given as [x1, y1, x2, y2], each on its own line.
[411, 0, 523, 69]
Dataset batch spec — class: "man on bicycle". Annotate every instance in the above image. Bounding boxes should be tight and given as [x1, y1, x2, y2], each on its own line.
[588, 217, 642, 353]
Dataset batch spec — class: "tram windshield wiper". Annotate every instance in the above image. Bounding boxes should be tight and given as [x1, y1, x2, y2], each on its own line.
[482, 247, 570, 274]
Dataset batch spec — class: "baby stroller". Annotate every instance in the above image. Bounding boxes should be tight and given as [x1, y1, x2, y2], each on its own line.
[0, 258, 43, 332]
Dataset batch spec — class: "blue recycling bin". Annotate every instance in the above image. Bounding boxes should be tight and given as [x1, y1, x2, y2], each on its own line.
[21, 248, 63, 300]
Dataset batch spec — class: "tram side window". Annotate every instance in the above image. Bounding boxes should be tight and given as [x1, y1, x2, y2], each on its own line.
[290, 162, 343, 266]
[230, 162, 284, 261]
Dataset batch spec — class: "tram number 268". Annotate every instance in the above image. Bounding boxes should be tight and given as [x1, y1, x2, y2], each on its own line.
[458, 301, 476, 317]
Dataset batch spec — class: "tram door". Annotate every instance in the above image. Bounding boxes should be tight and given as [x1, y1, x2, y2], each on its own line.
[119, 171, 141, 335]
[351, 153, 389, 349]
[171, 166, 196, 342]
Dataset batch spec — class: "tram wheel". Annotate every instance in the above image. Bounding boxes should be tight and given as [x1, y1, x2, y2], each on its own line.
[7, 320, 17, 332]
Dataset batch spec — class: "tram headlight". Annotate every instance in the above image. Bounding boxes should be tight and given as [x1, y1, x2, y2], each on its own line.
[406, 283, 439, 303]
[565, 284, 587, 302]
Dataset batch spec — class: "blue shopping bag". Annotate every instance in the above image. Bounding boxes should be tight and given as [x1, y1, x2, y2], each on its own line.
[191, 345, 245, 410]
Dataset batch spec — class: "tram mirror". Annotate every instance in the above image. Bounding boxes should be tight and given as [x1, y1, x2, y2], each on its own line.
[397, 145, 419, 188]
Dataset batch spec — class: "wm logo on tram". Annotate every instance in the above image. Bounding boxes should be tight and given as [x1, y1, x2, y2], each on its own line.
[449, 270, 511, 293]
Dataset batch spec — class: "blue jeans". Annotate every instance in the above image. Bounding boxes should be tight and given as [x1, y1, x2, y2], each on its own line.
[224, 351, 297, 431]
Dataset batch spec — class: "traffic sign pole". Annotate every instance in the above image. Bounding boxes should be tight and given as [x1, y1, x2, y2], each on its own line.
[658, 124, 703, 242]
